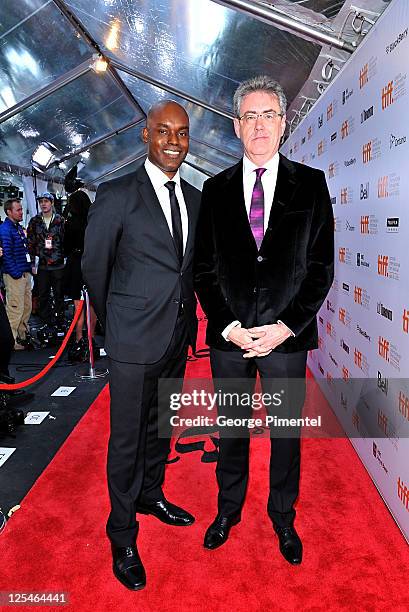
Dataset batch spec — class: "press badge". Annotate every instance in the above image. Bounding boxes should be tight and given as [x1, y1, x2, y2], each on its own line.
[45, 237, 52, 249]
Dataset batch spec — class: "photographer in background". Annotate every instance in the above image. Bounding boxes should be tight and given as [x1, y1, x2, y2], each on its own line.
[27, 192, 65, 330]
[0, 199, 32, 350]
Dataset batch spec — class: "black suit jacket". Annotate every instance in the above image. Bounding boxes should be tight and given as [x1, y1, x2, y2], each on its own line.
[82, 164, 201, 364]
[194, 154, 334, 352]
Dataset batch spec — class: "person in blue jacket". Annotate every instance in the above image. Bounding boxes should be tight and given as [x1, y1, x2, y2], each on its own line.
[0, 198, 32, 349]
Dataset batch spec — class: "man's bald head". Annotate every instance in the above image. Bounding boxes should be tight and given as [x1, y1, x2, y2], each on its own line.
[142, 100, 190, 178]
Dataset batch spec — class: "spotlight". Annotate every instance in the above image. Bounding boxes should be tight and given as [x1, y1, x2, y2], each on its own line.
[92, 54, 108, 73]
[31, 141, 58, 173]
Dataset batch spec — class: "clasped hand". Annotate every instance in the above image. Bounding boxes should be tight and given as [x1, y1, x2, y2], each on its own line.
[227, 324, 292, 358]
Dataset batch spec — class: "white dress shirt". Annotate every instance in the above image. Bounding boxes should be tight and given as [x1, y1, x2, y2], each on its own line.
[144, 157, 188, 253]
[222, 153, 295, 340]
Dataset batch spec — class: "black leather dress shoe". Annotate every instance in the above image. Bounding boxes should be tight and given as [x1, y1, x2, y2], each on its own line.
[203, 514, 241, 550]
[112, 545, 146, 591]
[136, 498, 195, 526]
[273, 525, 303, 565]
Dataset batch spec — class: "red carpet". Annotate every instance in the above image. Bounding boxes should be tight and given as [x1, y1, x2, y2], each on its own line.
[1, 321, 408, 610]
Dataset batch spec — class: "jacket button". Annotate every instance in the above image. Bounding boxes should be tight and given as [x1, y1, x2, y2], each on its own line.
[173, 299, 179, 304]
[257, 255, 264, 262]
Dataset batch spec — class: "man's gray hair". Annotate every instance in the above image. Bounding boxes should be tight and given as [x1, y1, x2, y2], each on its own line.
[233, 75, 287, 117]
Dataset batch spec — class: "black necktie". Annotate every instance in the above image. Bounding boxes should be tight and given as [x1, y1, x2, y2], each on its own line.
[165, 181, 183, 264]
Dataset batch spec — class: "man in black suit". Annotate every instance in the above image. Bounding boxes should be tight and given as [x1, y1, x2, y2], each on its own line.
[194, 76, 334, 564]
[82, 101, 201, 590]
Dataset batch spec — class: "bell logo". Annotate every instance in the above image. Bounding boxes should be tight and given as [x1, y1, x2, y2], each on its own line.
[342, 366, 349, 381]
[382, 81, 394, 109]
[362, 141, 372, 163]
[360, 216, 369, 234]
[378, 176, 389, 198]
[377, 410, 388, 435]
[359, 64, 368, 89]
[398, 391, 409, 420]
[377, 255, 389, 277]
[318, 141, 324, 156]
[329, 163, 335, 178]
[341, 120, 349, 139]
[340, 187, 348, 204]
[339, 308, 346, 324]
[354, 286, 362, 304]
[403, 309, 409, 333]
[354, 348, 362, 368]
[339, 247, 346, 263]
[378, 336, 390, 361]
[397, 477, 409, 511]
[327, 103, 333, 120]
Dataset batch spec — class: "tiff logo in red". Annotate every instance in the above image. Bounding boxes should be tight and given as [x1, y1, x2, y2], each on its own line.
[398, 391, 409, 420]
[403, 309, 409, 333]
[354, 348, 362, 368]
[360, 215, 369, 234]
[354, 286, 362, 304]
[339, 308, 346, 324]
[339, 247, 346, 263]
[327, 103, 333, 120]
[362, 141, 372, 163]
[397, 477, 409, 511]
[378, 255, 389, 276]
[378, 336, 390, 361]
[382, 81, 394, 109]
[360, 64, 368, 89]
[378, 176, 389, 198]
[328, 163, 335, 178]
[377, 410, 388, 434]
[341, 120, 349, 139]
[340, 187, 348, 204]
[342, 366, 349, 381]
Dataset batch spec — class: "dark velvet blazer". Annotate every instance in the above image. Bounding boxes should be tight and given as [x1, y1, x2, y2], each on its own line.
[82, 163, 201, 364]
[194, 154, 334, 353]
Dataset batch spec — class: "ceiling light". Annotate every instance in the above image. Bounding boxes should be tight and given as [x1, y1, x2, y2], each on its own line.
[31, 141, 58, 172]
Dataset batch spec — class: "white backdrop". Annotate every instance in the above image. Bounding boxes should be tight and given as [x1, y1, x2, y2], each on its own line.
[281, 0, 409, 541]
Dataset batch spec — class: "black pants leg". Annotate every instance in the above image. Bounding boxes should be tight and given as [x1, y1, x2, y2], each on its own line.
[210, 347, 307, 525]
[37, 269, 52, 324]
[50, 268, 65, 323]
[106, 315, 188, 547]
[0, 298, 14, 376]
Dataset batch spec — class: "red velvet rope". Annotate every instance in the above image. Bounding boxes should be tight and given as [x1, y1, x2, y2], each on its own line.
[0, 301, 84, 391]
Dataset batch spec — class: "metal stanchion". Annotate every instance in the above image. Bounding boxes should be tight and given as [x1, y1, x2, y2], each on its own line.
[75, 288, 108, 380]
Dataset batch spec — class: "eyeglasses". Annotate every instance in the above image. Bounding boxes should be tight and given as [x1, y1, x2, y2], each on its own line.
[238, 111, 284, 124]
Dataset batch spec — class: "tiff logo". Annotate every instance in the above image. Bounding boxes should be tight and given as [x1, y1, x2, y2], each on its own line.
[403, 309, 409, 333]
[399, 391, 409, 421]
[308, 126, 313, 139]
[341, 120, 349, 138]
[362, 141, 372, 163]
[326, 322, 333, 336]
[378, 255, 389, 277]
[378, 176, 389, 198]
[360, 215, 369, 234]
[377, 371, 389, 396]
[377, 410, 388, 435]
[339, 247, 346, 263]
[360, 64, 368, 88]
[382, 81, 394, 109]
[318, 141, 324, 156]
[397, 477, 409, 511]
[328, 163, 335, 178]
[342, 366, 349, 381]
[378, 336, 390, 361]
[354, 286, 362, 304]
[339, 308, 346, 324]
[340, 187, 348, 204]
[327, 103, 333, 120]
[354, 348, 362, 369]
[352, 411, 359, 428]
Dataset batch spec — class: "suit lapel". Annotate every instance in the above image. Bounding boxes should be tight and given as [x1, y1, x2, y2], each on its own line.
[136, 164, 180, 264]
[180, 180, 195, 270]
[222, 160, 258, 254]
[260, 154, 298, 252]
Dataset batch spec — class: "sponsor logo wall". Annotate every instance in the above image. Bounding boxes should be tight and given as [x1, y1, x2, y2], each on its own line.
[282, 0, 409, 541]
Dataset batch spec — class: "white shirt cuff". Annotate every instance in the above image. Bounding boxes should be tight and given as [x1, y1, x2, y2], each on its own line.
[222, 320, 241, 341]
[277, 320, 295, 337]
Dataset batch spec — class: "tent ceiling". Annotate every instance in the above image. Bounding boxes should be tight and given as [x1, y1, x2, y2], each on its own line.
[0, 0, 390, 188]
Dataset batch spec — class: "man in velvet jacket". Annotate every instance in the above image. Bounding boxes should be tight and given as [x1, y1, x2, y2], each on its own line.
[82, 101, 201, 590]
[194, 76, 334, 564]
